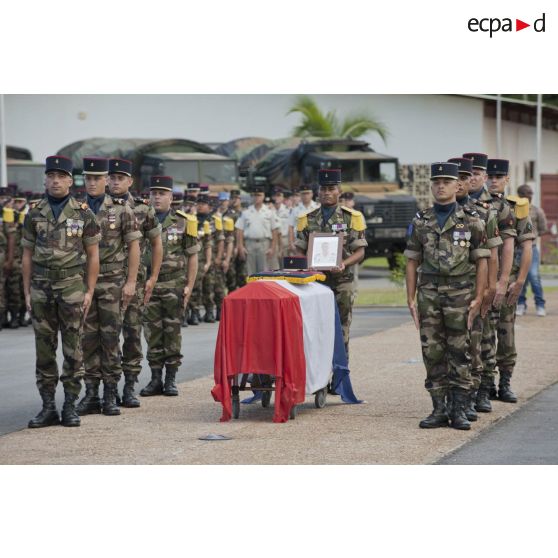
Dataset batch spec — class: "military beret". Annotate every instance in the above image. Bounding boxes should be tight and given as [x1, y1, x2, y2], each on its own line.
[83, 157, 109, 175]
[447, 157, 473, 175]
[462, 152, 488, 170]
[109, 158, 133, 176]
[150, 176, 173, 191]
[318, 169, 341, 186]
[487, 159, 510, 176]
[430, 162, 459, 180]
[45, 155, 73, 176]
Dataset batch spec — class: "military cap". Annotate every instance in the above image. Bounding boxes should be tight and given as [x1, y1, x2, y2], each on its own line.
[230, 189, 241, 197]
[171, 192, 183, 205]
[109, 158, 133, 176]
[447, 157, 473, 175]
[339, 191, 355, 200]
[150, 176, 173, 191]
[45, 155, 73, 176]
[196, 195, 211, 205]
[187, 182, 200, 192]
[462, 152, 488, 170]
[486, 159, 510, 176]
[83, 157, 109, 175]
[430, 162, 459, 180]
[12, 193, 27, 202]
[199, 183, 210, 194]
[283, 256, 307, 269]
[218, 191, 230, 201]
[299, 184, 314, 193]
[283, 190, 292, 199]
[251, 186, 265, 194]
[318, 169, 341, 186]
[185, 194, 198, 203]
[23, 190, 34, 200]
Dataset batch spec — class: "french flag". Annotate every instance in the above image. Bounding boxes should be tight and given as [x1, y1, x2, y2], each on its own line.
[211, 280, 361, 423]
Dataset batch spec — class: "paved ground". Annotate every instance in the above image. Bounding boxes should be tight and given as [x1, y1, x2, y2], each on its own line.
[0, 292, 555, 465]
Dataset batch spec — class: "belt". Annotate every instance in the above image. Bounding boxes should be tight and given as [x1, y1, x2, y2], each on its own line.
[245, 238, 271, 242]
[419, 272, 472, 286]
[157, 270, 185, 283]
[100, 261, 125, 274]
[33, 264, 83, 280]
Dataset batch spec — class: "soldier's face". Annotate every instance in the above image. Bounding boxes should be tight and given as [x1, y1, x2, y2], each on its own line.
[319, 185, 340, 207]
[220, 200, 230, 212]
[45, 171, 73, 198]
[301, 191, 313, 204]
[488, 175, 509, 194]
[252, 193, 265, 205]
[151, 189, 172, 212]
[456, 174, 471, 198]
[197, 202, 210, 214]
[470, 169, 487, 192]
[84, 174, 108, 197]
[108, 173, 133, 196]
[431, 178, 458, 203]
[231, 196, 241, 209]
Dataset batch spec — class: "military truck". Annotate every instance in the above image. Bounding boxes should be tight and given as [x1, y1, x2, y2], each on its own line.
[56, 138, 239, 197]
[5, 146, 45, 196]
[216, 137, 418, 267]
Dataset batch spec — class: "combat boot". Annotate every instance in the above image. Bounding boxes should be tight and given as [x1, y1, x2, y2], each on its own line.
[122, 374, 141, 407]
[216, 306, 221, 322]
[1, 311, 8, 328]
[419, 393, 449, 428]
[449, 389, 471, 430]
[61, 391, 81, 427]
[28, 389, 60, 428]
[18, 309, 28, 327]
[498, 370, 517, 403]
[475, 386, 492, 413]
[163, 366, 179, 396]
[188, 309, 200, 326]
[465, 390, 478, 422]
[181, 311, 189, 328]
[8, 311, 19, 329]
[204, 308, 216, 323]
[488, 381, 498, 400]
[140, 368, 163, 396]
[102, 383, 121, 415]
[76, 381, 102, 415]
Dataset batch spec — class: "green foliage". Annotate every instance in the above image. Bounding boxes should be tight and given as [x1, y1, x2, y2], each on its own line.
[389, 252, 407, 286]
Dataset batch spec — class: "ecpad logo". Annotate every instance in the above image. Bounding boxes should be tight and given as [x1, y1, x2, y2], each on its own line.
[468, 13, 546, 37]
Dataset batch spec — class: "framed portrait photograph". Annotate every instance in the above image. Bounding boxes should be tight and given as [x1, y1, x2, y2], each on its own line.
[308, 232, 343, 270]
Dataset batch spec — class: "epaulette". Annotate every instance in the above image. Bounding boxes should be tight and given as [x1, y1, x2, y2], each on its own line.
[296, 211, 310, 232]
[203, 220, 211, 235]
[212, 215, 223, 231]
[223, 216, 235, 232]
[462, 206, 479, 217]
[18, 209, 27, 225]
[473, 199, 491, 210]
[2, 207, 15, 223]
[341, 205, 366, 232]
[80, 202, 89, 211]
[490, 192, 503, 199]
[176, 210, 198, 237]
[134, 197, 149, 206]
[506, 195, 529, 219]
[111, 197, 126, 205]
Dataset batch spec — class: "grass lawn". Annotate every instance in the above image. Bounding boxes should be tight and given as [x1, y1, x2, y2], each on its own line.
[362, 257, 389, 269]
[541, 264, 558, 275]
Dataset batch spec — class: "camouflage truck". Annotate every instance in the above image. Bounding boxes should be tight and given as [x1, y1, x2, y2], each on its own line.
[216, 137, 418, 268]
[56, 138, 239, 197]
[5, 146, 45, 197]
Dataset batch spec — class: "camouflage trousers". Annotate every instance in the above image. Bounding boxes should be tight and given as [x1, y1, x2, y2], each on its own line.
[189, 266, 206, 311]
[479, 310, 498, 387]
[5, 263, 23, 315]
[327, 280, 356, 356]
[30, 276, 85, 396]
[143, 283, 184, 369]
[202, 264, 215, 311]
[121, 280, 146, 378]
[226, 255, 247, 292]
[417, 284, 473, 396]
[470, 314, 485, 391]
[83, 272, 125, 385]
[214, 264, 226, 310]
[495, 299, 517, 374]
[0, 254, 5, 315]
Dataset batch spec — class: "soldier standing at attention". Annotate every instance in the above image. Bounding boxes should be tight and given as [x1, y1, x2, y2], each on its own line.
[487, 159, 535, 403]
[23, 156, 100, 428]
[77, 157, 141, 417]
[107, 158, 163, 407]
[0, 189, 16, 331]
[215, 192, 235, 321]
[225, 189, 245, 291]
[405, 162, 490, 431]
[288, 184, 319, 255]
[140, 176, 199, 397]
[295, 169, 367, 357]
[10, 193, 30, 327]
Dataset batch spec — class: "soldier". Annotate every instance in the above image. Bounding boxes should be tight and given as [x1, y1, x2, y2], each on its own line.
[77, 157, 141, 417]
[405, 162, 490, 430]
[22, 155, 100, 428]
[236, 186, 280, 276]
[0, 188, 17, 332]
[487, 158, 535, 403]
[215, 192, 234, 321]
[140, 176, 199, 397]
[107, 158, 163, 407]
[449, 157, 502, 421]
[288, 184, 319, 255]
[295, 169, 367, 357]
[225, 189, 246, 291]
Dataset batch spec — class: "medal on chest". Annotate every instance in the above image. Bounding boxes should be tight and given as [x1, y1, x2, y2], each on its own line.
[331, 223, 347, 233]
[107, 208, 117, 230]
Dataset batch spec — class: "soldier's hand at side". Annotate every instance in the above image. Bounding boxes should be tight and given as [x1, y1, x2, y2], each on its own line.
[182, 286, 191, 307]
[238, 246, 247, 261]
[122, 281, 136, 310]
[222, 259, 230, 273]
[467, 298, 481, 329]
[481, 288, 495, 318]
[203, 262, 210, 274]
[25, 292, 32, 314]
[493, 280, 507, 309]
[331, 262, 346, 274]
[266, 247, 274, 257]
[82, 291, 93, 319]
[408, 301, 419, 329]
[143, 277, 156, 305]
[506, 280, 524, 306]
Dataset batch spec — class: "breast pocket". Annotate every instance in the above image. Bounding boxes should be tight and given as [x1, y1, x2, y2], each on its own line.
[33, 219, 51, 249]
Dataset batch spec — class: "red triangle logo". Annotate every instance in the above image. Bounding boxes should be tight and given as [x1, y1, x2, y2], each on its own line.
[516, 19, 530, 31]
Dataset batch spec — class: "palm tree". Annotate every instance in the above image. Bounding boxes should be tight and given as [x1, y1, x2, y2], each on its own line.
[287, 96, 388, 144]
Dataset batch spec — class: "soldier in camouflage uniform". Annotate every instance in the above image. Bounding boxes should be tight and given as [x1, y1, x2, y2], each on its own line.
[107, 158, 163, 407]
[405, 162, 490, 431]
[486, 159, 535, 403]
[224, 189, 245, 292]
[0, 190, 17, 332]
[77, 157, 141, 417]
[295, 169, 367, 357]
[202, 199, 225, 322]
[140, 176, 200, 397]
[22, 156, 100, 428]
[449, 157, 502, 422]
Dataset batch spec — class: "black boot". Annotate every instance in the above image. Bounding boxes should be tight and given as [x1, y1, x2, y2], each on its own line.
[76, 381, 102, 415]
[163, 366, 179, 396]
[18, 309, 28, 327]
[216, 306, 221, 322]
[102, 383, 121, 415]
[465, 390, 478, 422]
[8, 311, 19, 329]
[488, 381, 498, 400]
[419, 393, 449, 428]
[449, 389, 471, 430]
[475, 386, 492, 413]
[204, 308, 215, 323]
[28, 389, 60, 428]
[188, 309, 200, 326]
[498, 370, 517, 403]
[181, 311, 189, 328]
[61, 391, 81, 427]
[122, 374, 141, 407]
[140, 368, 163, 396]
[1, 311, 8, 329]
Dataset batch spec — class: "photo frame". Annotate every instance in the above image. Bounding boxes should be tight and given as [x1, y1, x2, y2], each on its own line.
[307, 232, 343, 270]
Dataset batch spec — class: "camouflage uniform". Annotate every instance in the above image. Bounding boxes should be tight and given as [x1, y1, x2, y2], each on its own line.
[121, 196, 161, 380]
[4, 208, 26, 326]
[203, 214, 225, 319]
[190, 217, 213, 318]
[223, 206, 245, 291]
[295, 204, 367, 352]
[404, 205, 490, 397]
[143, 210, 199, 369]
[22, 197, 100, 395]
[82, 196, 141, 387]
[0, 207, 17, 325]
